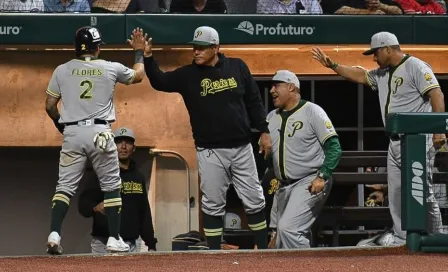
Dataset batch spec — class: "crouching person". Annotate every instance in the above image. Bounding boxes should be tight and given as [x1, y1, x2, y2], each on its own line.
[78, 127, 157, 253]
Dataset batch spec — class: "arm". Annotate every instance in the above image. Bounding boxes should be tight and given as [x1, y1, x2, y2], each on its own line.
[241, 60, 269, 134]
[143, 56, 183, 93]
[139, 180, 157, 250]
[379, 3, 403, 14]
[311, 47, 371, 85]
[428, 88, 445, 113]
[334, 6, 383, 14]
[311, 106, 342, 180]
[319, 136, 342, 180]
[45, 69, 65, 134]
[219, 0, 228, 13]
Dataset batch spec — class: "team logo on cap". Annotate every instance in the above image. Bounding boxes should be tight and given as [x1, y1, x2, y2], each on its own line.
[231, 219, 237, 227]
[194, 31, 203, 38]
[120, 128, 127, 135]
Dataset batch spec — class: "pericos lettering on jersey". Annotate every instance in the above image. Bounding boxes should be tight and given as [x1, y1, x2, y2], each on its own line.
[72, 69, 103, 77]
[200, 77, 238, 96]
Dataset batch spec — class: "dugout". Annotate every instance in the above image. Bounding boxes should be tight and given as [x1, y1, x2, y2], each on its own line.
[2, 14, 448, 253]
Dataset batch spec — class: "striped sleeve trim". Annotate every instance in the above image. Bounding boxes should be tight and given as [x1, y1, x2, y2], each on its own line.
[46, 89, 60, 98]
[126, 70, 137, 85]
[421, 84, 440, 95]
[364, 71, 376, 90]
[321, 132, 338, 145]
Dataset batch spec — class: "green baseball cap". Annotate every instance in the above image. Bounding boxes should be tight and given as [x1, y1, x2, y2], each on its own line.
[188, 26, 220, 46]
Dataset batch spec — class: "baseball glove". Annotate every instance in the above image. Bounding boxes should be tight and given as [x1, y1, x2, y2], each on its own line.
[93, 132, 115, 151]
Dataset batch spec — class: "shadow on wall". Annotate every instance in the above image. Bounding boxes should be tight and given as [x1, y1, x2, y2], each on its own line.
[0, 147, 154, 256]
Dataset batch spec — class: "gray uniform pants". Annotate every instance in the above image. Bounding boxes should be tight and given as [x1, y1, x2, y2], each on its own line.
[197, 143, 265, 217]
[269, 173, 332, 249]
[90, 237, 137, 254]
[56, 123, 121, 196]
[388, 137, 444, 245]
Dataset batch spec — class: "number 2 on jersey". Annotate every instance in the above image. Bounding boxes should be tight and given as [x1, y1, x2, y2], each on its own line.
[80, 80, 93, 99]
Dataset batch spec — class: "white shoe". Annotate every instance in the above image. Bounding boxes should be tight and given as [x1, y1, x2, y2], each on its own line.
[106, 236, 130, 253]
[46, 231, 63, 255]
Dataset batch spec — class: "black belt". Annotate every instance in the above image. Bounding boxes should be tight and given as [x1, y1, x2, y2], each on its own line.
[64, 119, 108, 126]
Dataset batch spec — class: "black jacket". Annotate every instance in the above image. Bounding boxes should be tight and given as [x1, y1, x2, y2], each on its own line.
[78, 161, 157, 250]
[144, 53, 269, 149]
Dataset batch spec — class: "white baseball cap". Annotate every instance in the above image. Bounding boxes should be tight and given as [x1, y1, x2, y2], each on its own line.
[363, 31, 400, 55]
[188, 26, 220, 46]
[113, 127, 135, 141]
[271, 70, 300, 89]
[224, 212, 241, 230]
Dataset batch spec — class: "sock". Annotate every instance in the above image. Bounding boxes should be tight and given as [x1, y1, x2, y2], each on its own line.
[203, 212, 223, 250]
[104, 190, 122, 240]
[247, 210, 268, 249]
[50, 191, 71, 234]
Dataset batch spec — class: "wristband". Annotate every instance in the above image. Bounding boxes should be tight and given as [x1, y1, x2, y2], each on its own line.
[135, 49, 144, 64]
[330, 62, 338, 70]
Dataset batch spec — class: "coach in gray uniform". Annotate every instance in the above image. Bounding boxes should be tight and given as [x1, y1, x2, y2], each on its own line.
[312, 32, 446, 246]
[267, 70, 342, 249]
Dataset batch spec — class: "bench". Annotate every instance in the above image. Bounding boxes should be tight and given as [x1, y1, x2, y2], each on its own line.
[313, 150, 448, 247]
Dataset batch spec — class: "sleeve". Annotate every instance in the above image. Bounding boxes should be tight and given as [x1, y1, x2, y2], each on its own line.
[144, 56, 183, 93]
[79, 0, 90, 12]
[319, 136, 342, 180]
[410, 59, 440, 96]
[139, 177, 157, 250]
[46, 68, 61, 98]
[364, 68, 379, 91]
[241, 60, 269, 133]
[77, 178, 103, 218]
[219, 0, 228, 13]
[113, 62, 137, 86]
[311, 105, 338, 145]
[168, 0, 180, 12]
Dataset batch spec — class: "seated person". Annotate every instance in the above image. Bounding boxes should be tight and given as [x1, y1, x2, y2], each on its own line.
[0, 0, 44, 12]
[393, 0, 445, 14]
[169, 0, 227, 13]
[91, 0, 162, 13]
[78, 127, 157, 253]
[321, 0, 403, 14]
[257, 0, 323, 14]
[44, 0, 90, 12]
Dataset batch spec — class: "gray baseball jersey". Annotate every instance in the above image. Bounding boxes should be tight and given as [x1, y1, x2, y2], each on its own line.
[46, 59, 136, 123]
[363, 55, 443, 245]
[267, 100, 338, 182]
[365, 55, 439, 126]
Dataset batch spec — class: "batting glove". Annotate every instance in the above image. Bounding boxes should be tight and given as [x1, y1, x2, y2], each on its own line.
[93, 132, 115, 151]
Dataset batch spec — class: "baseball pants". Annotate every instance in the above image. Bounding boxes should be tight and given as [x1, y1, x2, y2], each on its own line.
[197, 143, 266, 216]
[269, 173, 332, 249]
[56, 123, 122, 196]
[90, 237, 137, 254]
[388, 136, 444, 245]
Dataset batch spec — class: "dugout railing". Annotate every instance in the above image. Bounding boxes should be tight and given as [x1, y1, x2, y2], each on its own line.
[385, 112, 448, 253]
[313, 150, 448, 247]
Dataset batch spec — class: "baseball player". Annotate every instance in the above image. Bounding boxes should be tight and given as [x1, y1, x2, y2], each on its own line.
[78, 127, 157, 253]
[266, 70, 342, 249]
[312, 31, 446, 246]
[44, 26, 146, 254]
[142, 26, 271, 250]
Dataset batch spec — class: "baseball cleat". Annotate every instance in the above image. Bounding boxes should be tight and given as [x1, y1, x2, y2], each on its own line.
[106, 236, 130, 253]
[46, 231, 63, 255]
